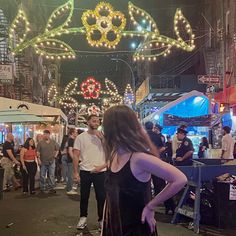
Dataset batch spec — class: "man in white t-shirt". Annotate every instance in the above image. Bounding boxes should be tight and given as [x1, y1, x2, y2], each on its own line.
[73, 115, 106, 231]
[221, 126, 235, 159]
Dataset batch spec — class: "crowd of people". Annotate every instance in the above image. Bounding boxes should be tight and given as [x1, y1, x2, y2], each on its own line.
[1, 104, 236, 235]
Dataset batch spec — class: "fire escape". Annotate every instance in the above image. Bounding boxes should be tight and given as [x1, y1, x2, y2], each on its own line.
[14, 50, 33, 102]
[0, 9, 10, 97]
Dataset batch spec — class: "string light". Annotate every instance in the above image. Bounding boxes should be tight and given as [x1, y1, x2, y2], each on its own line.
[124, 84, 134, 105]
[80, 77, 101, 99]
[47, 84, 59, 103]
[58, 96, 78, 108]
[9, 0, 195, 61]
[9, 5, 30, 51]
[128, 2, 196, 61]
[9, 0, 77, 59]
[87, 105, 101, 116]
[82, 2, 126, 48]
[64, 77, 78, 96]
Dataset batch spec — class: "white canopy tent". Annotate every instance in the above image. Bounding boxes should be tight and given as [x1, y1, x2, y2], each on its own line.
[0, 97, 67, 123]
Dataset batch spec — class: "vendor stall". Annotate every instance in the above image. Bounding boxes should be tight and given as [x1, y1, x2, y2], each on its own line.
[0, 109, 46, 147]
[0, 97, 67, 144]
[142, 90, 210, 154]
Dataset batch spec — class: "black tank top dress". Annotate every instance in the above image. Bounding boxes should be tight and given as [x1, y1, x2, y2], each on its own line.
[102, 153, 158, 236]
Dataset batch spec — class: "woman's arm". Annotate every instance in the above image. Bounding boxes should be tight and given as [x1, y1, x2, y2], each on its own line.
[134, 153, 187, 233]
[136, 153, 187, 207]
[20, 148, 26, 169]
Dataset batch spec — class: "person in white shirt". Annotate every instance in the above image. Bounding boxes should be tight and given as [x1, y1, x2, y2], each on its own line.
[221, 126, 235, 159]
[73, 115, 106, 231]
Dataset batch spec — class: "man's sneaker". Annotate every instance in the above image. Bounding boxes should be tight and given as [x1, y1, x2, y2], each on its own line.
[72, 184, 78, 190]
[66, 190, 78, 195]
[98, 220, 103, 232]
[76, 217, 87, 230]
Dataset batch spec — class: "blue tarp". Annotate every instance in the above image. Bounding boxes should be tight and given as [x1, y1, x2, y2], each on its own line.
[150, 92, 210, 135]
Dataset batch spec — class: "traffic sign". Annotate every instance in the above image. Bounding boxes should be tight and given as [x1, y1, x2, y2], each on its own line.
[198, 75, 220, 85]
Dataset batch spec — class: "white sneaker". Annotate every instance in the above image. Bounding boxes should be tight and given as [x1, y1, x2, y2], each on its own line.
[76, 217, 87, 229]
[72, 184, 78, 190]
[66, 190, 78, 195]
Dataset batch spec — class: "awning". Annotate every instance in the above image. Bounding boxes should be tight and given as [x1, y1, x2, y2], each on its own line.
[0, 97, 67, 123]
[0, 110, 46, 123]
[214, 86, 236, 105]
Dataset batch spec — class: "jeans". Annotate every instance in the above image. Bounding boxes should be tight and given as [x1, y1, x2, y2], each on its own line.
[80, 170, 105, 221]
[1, 157, 14, 189]
[40, 161, 55, 191]
[21, 161, 37, 193]
[61, 154, 73, 191]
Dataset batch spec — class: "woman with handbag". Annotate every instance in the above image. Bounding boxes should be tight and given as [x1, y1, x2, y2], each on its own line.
[20, 138, 37, 195]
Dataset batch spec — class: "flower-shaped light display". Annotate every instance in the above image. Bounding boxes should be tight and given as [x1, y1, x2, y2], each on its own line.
[82, 2, 126, 48]
[88, 105, 101, 116]
[81, 77, 101, 99]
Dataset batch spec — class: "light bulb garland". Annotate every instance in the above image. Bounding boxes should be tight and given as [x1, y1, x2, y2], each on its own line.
[124, 84, 134, 105]
[47, 76, 125, 111]
[48, 84, 59, 103]
[87, 104, 101, 116]
[81, 77, 101, 99]
[82, 2, 126, 48]
[9, 0, 195, 61]
[64, 77, 78, 96]
[58, 95, 78, 108]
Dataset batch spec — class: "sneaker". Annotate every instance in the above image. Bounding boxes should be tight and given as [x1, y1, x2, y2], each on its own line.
[98, 220, 103, 232]
[76, 217, 87, 230]
[48, 189, 56, 194]
[72, 184, 78, 190]
[66, 190, 78, 195]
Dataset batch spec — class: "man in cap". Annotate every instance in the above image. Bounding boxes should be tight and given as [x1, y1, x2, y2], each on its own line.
[175, 128, 194, 166]
[172, 124, 187, 159]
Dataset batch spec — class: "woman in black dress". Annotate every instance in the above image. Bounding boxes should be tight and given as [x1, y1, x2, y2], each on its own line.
[102, 105, 187, 236]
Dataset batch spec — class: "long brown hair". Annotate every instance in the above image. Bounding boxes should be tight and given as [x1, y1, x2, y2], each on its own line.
[103, 105, 158, 162]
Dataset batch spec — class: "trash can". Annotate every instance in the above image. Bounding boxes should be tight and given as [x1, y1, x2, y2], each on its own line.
[214, 182, 236, 228]
[0, 167, 4, 200]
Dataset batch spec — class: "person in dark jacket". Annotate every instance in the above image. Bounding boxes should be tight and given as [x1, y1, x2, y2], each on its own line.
[198, 137, 209, 158]
[145, 122, 175, 215]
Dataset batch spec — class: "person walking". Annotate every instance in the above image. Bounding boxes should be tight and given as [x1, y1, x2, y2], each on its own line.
[1, 133, 21, 191]
[73, 115, 106, 230]
[101, 105, 187, 236]
[37, 130, 59, 194]
[20, 138, 37, 195]
[61, 128, 78, 195]
[221, 126, 235, 159]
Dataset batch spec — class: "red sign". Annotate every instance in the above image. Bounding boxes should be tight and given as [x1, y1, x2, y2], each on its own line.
[198, 75, 220, 85]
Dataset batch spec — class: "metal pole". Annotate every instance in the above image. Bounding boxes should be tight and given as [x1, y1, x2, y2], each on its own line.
[110, 58, 136, 109]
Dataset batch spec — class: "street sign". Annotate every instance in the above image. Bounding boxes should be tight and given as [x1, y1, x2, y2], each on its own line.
[198, 75, 220, 85]
[0, 64, 13, 84]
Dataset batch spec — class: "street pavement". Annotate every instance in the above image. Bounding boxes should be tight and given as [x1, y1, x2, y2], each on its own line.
[0, 186, 235, 236]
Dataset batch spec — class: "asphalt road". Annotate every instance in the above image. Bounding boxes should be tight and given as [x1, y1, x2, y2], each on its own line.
[0, 186, 235, 236]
